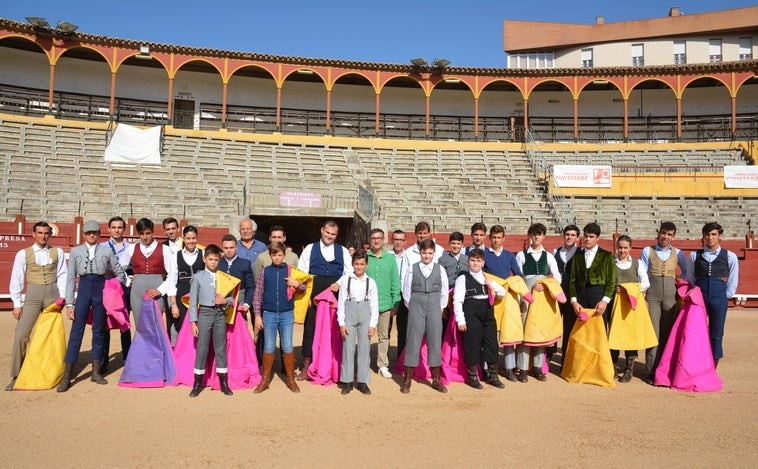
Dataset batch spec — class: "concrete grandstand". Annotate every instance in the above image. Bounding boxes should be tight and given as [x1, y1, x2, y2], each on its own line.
[0, 7, 757, 303]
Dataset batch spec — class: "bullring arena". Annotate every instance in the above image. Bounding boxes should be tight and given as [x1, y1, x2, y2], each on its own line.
[1, 6, 758, 468]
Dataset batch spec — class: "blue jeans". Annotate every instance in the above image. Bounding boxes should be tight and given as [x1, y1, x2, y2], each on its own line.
[262, 310, 294, 354]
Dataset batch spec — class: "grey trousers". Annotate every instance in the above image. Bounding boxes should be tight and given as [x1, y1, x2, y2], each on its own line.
[645, 276, 678, 374]
[404, 293, 442, 368]
[130, 274, 164, 329]
[340, 300, 371, 384]
[10, 283, 59, 377]
[194, 306, 228, 373]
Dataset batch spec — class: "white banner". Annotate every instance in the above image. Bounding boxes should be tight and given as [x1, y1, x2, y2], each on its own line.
[553, 165, 612, 188]
[104, 123, 161, 165]
[724, 165, 758, 188]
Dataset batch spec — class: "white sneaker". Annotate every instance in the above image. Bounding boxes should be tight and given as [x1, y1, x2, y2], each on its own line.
[378, 367, 392, 379]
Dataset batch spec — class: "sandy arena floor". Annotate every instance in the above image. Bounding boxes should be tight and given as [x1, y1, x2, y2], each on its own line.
[0, 308, 756, 468]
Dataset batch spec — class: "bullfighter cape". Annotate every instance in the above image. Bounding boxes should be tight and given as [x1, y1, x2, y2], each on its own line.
[172, 309, 262, 390]
[561, 308, 616, 387]
[440, 307, 469, 383]
[216, 271, 241, 325]
[307, 289, 342, 385]
[119, 295, 177, 388]
[654, 281, 722, 392]
[607, 282, 658, 351]
[289, 267, 314, 324]
[14, 299, 66, 390]
[87, 277, 131, 332]
[523, 277, 566, 346]
[487, 274, 533, 346]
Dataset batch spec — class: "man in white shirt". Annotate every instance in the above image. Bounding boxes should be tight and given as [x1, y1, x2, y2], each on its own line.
[118, 218, 177, 328]
[6, 221, 67, 391]
[297, 220, 352, 379]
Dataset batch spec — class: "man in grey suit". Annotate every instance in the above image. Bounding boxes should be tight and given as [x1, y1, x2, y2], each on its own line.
[58, 220, 126, 392]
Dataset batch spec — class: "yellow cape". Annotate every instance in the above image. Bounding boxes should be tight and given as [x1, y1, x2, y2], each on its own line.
[487, 274, 528, 345]
[523, 277, 564, 345]
[216, 271, 242, 324]
[560, 309, 616, 387]
[14, 301, 66, 390]
[180, 271, 241, 325]
[608, 282, 658, 351]
[291, 267, 314, 324]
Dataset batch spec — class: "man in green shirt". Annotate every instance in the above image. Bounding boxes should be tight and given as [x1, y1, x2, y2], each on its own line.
[366, 228, 401, 378]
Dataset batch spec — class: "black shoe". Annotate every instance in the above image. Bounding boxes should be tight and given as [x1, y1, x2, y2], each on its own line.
[518, 369, 528, 383]
[356, 383, 371, 395]
[341, 382, 353, 395]
[487, 374, 505, 389]
[532, 367, 547, 382]
[645, 373, 655, 385]
[467, 375, 483, 389]
[503, 369, 518, 382]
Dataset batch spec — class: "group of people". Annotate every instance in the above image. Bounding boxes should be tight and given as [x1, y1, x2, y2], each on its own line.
[6, 215, 738, 395]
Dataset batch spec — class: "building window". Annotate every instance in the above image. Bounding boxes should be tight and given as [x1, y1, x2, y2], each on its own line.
[507, 51, 554, 69]
[631, 43, 644, 67]
[709, 39, 722, 63]
[581, 48, 593, 68]
[740, 37, 753, 61]
[673, 40, 686, 64]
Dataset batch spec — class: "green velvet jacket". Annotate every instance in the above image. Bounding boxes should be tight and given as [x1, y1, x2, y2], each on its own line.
[568, 247, 617, 301]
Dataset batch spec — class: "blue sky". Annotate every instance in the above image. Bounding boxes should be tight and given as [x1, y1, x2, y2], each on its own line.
[3, 1, 757, 67]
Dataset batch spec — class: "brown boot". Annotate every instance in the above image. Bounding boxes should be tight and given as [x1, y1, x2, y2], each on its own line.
[430, 366, 447, 393]
[91, 361, 108, 385]
[254, 353, 275, 394]
[57, 363, 74, 393]
[296, 356, 311, 381]
[283, 352, 300, 393]
[400, 366, 413, 394]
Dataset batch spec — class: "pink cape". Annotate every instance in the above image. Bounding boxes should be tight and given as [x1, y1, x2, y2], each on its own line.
[307, 289, 342, 386]
[119, 295, 176, 388]
[172, 309, 261, 390]
[86, 277, 131, 332]
[439, 315, 469, 383]
[654, 282, 722, 392]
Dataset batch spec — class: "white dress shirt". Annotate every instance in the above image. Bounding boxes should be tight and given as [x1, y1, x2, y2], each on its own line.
[336, 273, 379, 328]
[452, 269, 505, 326]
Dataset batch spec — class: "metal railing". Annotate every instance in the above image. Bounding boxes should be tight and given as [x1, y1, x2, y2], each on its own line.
[1, 84, 756, 143]
[525, 129, 576, 233]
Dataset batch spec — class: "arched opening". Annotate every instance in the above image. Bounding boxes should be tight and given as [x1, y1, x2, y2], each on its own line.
[528, 80, 573, 142]
[378, 76, 425, 139]
[280, 68, 326, 135]
[173, 59, 222, 129]
[0, 37, 50, 117]
[220, 65, 277, 132]
[330, 72, 375, 137]
[479, 80, 522, 142]
[628, 79, 676, 142]
[577, 80, 624, 142]
[681, 76, 731, 141]
[429, 78, 474, 141]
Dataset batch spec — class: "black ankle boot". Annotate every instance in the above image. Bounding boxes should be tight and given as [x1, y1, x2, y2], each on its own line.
[486, 363, 505, 389]
[218, 373, 233, 396]
[466, 365, 482, 389]
[189, 373, 203, 397]
[57, 363, 74, 393]
[91, 361, 107, 385]
[619, 357, 634, 383]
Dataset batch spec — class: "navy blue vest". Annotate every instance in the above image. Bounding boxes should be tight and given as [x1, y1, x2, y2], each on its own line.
[309, 243, 345, 276]
[261, 264, 294, 312]
[694, 249, 729, 279]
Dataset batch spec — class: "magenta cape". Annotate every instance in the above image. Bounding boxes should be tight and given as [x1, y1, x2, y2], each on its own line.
[439, 314, 470, 383]
[307, 289, 342, 386]
[86, 278, 131, 332]
[172, 309, 261, 390]
[119, 296, 176, 388]
[654, 282, 722, 392]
